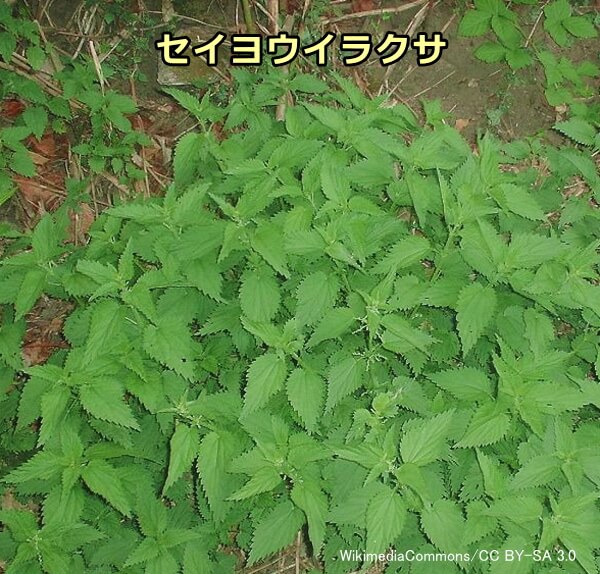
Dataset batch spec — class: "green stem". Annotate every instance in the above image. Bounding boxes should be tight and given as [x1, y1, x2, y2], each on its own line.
[430, 225, 459, 284]
[240, 0, 257, 33]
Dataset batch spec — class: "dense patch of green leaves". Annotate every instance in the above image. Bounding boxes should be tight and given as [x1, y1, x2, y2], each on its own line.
[1, 66, 600, 574]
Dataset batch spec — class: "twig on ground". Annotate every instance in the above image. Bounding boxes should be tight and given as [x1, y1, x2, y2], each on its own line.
[321, 0, 427, 24]
[525, 1, 550, 48]
[0, 56, 84, 110]
[100, 172, 130, 198]
[411, 69, 455, 99]
[441, 11, 456, 35]
[254, 0, 278, 31]
[72, 4, 100, 59]
[88, 41, 106, 93]
[161, 0, 175, 22]
[128, 78, 151, 199]
[295, 532, 301, 574]
[145, 10, 226, 29]
[379, 62, 415, 99]
[405, 0, 436, 36]
[302, 0, 312, 20]
[37, 0, 55, 27]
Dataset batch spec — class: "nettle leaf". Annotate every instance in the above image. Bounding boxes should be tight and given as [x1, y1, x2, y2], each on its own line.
[164, 423, 199, 493]
[400, 410, 454, 466]
[243, 352, 287, 416]
[174, 132, 204, 189]
[183, 544, 213, 574]
[125, 538, 161, 567]
[81, 459, 131, 516]
[250, 221, 289, 277]
[240, 265, 280, 322]
[553, 118, 597, 147]
[290, 479, 328, 554]
[248, 500, 305, 565]
[84, 299, 125, 361]
[163, 87, 206, 119]
[505, 233, 566, 269]
[365, 486, 406, 555]
[11, 148, 36, 177]
[185, 256, 223, 301]
[197, 431, 237, 522]
[286, 368, 324, 432]
[144, 318, 197, 381]
[460, 220, 505, 279]
[22, 106, 48, 139]
[136, 491, 168, 538]
[229, 466, 282, 501]
[381, 315, 435, 356]
[456, 282, 497, 355]
[4, 450, 63, 483]
[296, 271, 340, 326]
[455, 402, 510, 448]
[325, 355, 365, 412]
[79, 377, 139, 429]
[39, 385, 72, 446]
[428, 367, 493, 402]
[307, 307, 356, 348]
[15, 267, 46, 319]
[372, 235, 430, 275]
[421, 499, 466, 554]
[511, 454, 561, 490]
[499, 183, 545, 221]
[320, 148, 351, 204]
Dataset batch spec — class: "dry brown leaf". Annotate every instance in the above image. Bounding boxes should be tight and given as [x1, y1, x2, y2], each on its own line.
[14, 175, 59, 212]
[352, 0, 376, 11]
[1, 98, 25, 119]
[68, 202, 95, 244]
[22, 298, 72, 366]
[284, 0, 302, 13]
[28, 131, 56, 158]
[455, 118, 470, 132]
[29, 151, 50, 166]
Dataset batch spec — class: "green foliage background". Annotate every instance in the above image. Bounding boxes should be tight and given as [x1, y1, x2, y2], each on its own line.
[0, 1, 599, 573]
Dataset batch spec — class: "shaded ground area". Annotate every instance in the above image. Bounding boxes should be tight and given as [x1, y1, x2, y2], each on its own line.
[151, 0, 598, 141]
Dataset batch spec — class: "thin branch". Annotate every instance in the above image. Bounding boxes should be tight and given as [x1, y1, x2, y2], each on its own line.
[525, 1, 550, 48]
[411, 69, 455, 99]
[321, 0, 427, 25]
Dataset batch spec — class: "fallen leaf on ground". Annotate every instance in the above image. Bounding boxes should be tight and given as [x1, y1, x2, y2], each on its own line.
[68, 202, 95, 244]
[1, 98, 25, 119]
[455, 118, 470, 132]
[28, 131, 56, 157]
[352, 0, 376, 11]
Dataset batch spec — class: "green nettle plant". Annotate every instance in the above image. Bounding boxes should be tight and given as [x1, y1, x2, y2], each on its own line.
[0, 68, 600, 574]
[458, 0, 598, 74]
[457, 0, 534, 69]
[0, 2, 151, 205]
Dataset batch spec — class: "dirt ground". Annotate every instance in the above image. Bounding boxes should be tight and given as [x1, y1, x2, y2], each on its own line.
[155, 0, 597, 142]
[32, 0, 589, 144]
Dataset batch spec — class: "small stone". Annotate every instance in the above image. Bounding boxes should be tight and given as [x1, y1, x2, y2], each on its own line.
[157, 27, 220, 86]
